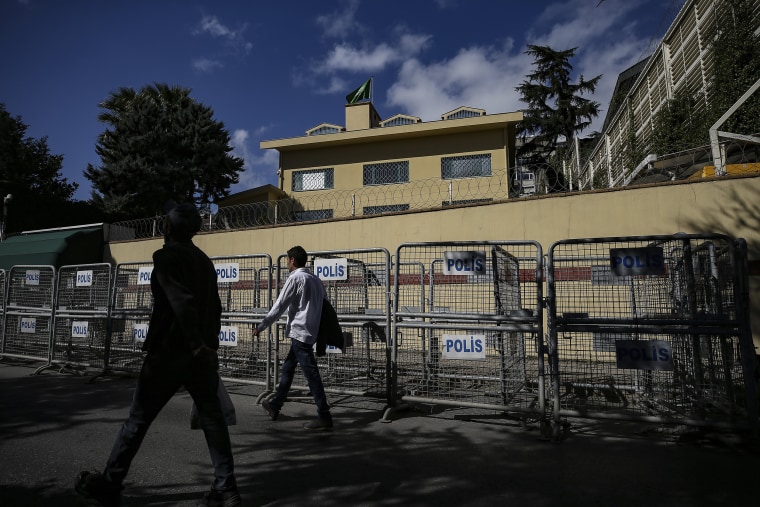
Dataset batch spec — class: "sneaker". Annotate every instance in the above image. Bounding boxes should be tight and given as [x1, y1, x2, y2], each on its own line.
[74, 470, 122, 507]
[261, 399, 279, 421]
[198, 485, 242, 507]
[303, 417, 333, 431]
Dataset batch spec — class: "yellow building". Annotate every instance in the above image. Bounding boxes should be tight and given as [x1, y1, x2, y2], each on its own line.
[260, 102, 522, 220]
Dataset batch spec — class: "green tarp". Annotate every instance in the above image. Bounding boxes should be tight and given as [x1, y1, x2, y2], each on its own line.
[0, 226, 104, 271]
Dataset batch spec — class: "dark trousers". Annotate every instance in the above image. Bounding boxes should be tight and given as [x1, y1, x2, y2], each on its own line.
[103, 352, 236, 491]
[271, 339, 331, 420]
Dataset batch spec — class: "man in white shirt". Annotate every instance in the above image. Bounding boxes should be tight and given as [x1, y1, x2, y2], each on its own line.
[253, 246, 333, 430]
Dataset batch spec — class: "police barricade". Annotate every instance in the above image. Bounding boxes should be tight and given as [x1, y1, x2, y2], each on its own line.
[211, 254, 273, 391]
[1, 265, 56, 366]
[390, 242, 546, 423]
[51, 264, 113, 371]
[546, 234, 759, 434]
[269, 248, 392, 406]
[107, 261, 154, 373]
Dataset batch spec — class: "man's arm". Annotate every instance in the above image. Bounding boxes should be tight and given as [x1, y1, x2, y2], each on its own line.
[253, 275, 297, 336]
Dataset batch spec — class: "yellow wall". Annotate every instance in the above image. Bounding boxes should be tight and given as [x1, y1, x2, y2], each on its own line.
[106, 175, 760, 351]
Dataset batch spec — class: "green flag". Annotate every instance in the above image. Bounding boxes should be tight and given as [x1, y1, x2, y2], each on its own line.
[345, 78, 371, 104]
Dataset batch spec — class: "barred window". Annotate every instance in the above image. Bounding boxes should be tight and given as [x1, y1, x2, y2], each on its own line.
[363, 204, 410, 215]
[294, 209, 333, 221]
[441, 154, 491, 179]
[292, 168, 334, 191]
[442, 198, 492, 207]
[363, 161, 409, 186]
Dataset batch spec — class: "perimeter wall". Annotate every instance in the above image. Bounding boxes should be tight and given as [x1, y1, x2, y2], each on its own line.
[105, 175, 760, 351]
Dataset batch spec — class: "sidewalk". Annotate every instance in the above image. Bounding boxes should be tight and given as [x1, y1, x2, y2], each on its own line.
[0, 359, 757, 506]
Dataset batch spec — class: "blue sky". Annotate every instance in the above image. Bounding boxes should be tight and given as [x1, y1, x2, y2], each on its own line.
[1, 0, 682, 201]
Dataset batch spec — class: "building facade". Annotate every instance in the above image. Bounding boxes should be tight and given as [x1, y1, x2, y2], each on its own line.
[260, 102, 522, 220]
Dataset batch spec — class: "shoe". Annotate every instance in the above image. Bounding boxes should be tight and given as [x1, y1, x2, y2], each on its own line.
[303, 417, 333, 431]
[198, 485, 242, 507]
[262, 399, 279, 421]
[74, 470, 122, 507]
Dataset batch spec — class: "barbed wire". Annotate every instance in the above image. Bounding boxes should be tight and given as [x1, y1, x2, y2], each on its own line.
[108, 139, 760, 242]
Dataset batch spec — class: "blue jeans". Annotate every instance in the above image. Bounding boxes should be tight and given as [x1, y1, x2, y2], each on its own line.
[103, 352, 236, 491]
[271, 339, 331, 420]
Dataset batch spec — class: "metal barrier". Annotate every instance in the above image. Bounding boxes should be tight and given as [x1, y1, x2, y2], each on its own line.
[269, 248, 392, 403]
[212, 254, 273, 391]
[51, 264, 113, 370]
[390, 242, 546, 422]
[108, 261, 154, 373]
[1, 265, 56, 364]
[546, 234, 759, 433]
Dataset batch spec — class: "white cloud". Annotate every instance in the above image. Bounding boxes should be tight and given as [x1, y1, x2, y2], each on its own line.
[229, 129, 280, 193]
[193, 14, 253, 70]
[316, 0, 362, 39]
[387, 0, 656, 134]
[193, 58, 224, 73]
[317, 33, 432, 74]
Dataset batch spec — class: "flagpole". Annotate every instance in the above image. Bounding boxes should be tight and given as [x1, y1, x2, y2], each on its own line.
[370, 75, 374, 103]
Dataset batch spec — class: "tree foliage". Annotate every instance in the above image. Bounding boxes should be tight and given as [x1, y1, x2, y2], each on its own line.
[515, 45, 601, 192]
[707, 0, 760, 136]
[0, 103, 95, 233]
[85, 83, 244, 220]
[648, 0, 760, 156]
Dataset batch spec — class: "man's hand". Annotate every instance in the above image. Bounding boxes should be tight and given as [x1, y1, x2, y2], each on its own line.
[252, 327, 260, 338]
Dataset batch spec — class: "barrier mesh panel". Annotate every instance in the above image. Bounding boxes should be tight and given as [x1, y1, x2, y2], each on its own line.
[393, 242, 544, 414]
[548, 236, 753, 427]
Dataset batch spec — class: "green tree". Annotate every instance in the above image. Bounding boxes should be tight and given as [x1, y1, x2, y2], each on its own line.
[515, 45, 602, 192]
[85, 83, 244, 220]
[648, 91, 711, 156]
[706, 0, 760, 136]
[0, 103, 94, 234]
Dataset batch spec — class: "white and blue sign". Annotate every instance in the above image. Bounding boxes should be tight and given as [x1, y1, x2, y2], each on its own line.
[616, 339, 673, 371]
[133, 323, 149, 343]
[25, 270, 40, 286]
[137, 267, 153, 285]
[20, 317, 37, 334]
[443, 251, 486, 275]
[76, 270, 93, 287]
[315, 258, 348, 281]
[219, 326, 238, 347]
[610, 247, 665, 276]
[442, 334, 486, 360]
[215, 263, 240, 283]
[72, 321, 89, 338]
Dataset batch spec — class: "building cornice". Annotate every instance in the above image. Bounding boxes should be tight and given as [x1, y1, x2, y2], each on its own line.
[261, 111, 523, 152]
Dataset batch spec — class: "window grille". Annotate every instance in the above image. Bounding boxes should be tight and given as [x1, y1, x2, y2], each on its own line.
[294, 209, 334, 221]
[292, 168, 334, 191]
[363, 161, 410, 186]
[442, 198, 492, 207]
[441, 154, 491, 179]
[363, 204, 410, 215]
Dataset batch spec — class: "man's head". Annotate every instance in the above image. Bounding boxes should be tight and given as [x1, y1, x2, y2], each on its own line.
[286, 245, 308, 271]
[164, 201, 202, 241]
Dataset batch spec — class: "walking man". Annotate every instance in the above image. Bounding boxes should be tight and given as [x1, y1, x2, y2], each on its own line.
[75, 202, 241, 507]
[253, 245, 333, 430]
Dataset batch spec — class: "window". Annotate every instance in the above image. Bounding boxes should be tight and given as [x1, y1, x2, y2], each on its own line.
[442, 198, 492, 207]
[363, 161, 409, 186]
[294, 209, 333, 221]
[363, 204, 410, 215]
[292, 168, 334, 191]
[441, 154, 491, 179]
[308, 126, 341, 136]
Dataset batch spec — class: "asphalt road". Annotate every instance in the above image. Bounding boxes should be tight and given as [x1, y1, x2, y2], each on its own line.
[0, 359, 758, 507]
